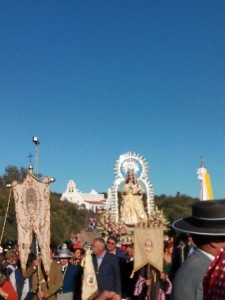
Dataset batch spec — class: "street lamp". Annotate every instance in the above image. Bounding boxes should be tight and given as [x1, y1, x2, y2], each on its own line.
[33, 136, 40, 146]
[33, 136, 40, 178]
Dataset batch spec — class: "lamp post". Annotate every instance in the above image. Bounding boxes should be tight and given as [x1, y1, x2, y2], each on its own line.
[33, 136, 40, 178]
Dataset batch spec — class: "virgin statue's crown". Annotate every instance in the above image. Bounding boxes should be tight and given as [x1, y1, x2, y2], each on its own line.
[122, 160, 139, 175]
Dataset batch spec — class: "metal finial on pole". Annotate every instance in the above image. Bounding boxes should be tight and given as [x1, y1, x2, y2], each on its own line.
[200, 156, 205, 168]
[33, 137, 40, 178]
[28, 153, 34, 174]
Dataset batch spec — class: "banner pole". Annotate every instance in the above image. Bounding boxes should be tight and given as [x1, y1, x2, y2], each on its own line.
[0, 189, 12, 245]
[147, 263, 151, 300]
[35, 236, 42, 295]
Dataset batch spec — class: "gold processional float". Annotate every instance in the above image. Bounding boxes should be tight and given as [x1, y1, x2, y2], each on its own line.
[82, 152, 170, 300]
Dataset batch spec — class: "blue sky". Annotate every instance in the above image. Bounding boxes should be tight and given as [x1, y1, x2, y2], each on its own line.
[1, 0, 225, 199]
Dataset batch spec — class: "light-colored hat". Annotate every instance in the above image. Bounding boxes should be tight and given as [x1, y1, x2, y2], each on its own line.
[54, 249, 72, 259]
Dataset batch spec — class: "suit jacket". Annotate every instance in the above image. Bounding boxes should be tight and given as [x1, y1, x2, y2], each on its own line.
[170, 248, 212, 300]
[92, 252, 122, 295]
[62, 263, 80, 294]
[31, 260, 63, 300]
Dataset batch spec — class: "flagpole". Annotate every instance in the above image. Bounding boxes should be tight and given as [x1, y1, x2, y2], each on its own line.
[0, 188, 12, 245]
[35, 236, 43, 297]
[33, 136, 40, 178]
[147, 263, 151, 300]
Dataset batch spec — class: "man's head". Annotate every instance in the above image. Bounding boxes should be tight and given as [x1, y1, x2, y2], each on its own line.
[191, 235, 225, 257]
[92, 238, 106, 256]
[172, 200, 225, 257]
[125, 244, 134, 257]
[59, 257, 70, 267]
[54, 248, 72, 265]
[106, 236, 117, 253]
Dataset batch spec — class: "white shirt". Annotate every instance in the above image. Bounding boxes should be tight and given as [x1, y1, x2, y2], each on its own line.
[62, 263, 68, 273]
[198, 248, 215, 261]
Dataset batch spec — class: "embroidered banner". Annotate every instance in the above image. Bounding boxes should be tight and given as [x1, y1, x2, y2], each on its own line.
[134, 227, 163, 273]
[12, 173, 51, 275]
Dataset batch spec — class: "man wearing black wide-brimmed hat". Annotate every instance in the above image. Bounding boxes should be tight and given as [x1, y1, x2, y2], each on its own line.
[170, 200, 225, 300]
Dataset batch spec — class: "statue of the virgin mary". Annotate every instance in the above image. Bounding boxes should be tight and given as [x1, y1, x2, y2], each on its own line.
[120, 171, 147, 225]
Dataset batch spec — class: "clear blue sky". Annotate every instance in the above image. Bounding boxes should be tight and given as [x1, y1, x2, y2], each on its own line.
[1, 0, 225, 199]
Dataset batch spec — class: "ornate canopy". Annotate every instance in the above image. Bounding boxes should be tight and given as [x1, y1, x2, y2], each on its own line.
[108, 152, 154, 222]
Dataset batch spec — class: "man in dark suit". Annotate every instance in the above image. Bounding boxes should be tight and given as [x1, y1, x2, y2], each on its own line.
[55, 248, 80, 300]
[106, 236, 125, 261]
[171, 200, 225, 300]
[106, 236, 131, 299]
[92, 238, 121, 299]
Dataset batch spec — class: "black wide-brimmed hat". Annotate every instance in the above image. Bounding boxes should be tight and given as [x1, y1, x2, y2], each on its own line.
[172, 200, 225, 236]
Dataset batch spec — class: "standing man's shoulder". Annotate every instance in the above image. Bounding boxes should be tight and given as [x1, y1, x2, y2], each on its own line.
[105, 251, 118, 261]
[174, 249, 211, 279]
[115, 248, 126, 259]
[50, 260, 61, 272]
[52, 259, 60, 266]
[171, 249, 212, 300]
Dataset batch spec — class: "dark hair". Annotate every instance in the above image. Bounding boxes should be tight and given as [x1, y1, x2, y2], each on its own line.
[192, 234, 225, 247]
[164, 241, 173, 252]
[107, 235, 117, 243]
[73, 248, 85, 256]
[80, 248, 85, 256]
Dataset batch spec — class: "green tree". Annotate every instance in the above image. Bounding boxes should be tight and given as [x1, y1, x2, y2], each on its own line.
[155, 193, 196, 223]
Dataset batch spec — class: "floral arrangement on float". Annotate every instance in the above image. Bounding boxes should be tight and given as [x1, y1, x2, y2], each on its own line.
[138, 206, 170, 230]
[96, 207, 170, 244]
[96, 212, 129, 241]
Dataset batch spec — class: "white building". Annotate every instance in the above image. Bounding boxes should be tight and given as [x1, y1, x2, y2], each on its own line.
[61, 180, 108, 213]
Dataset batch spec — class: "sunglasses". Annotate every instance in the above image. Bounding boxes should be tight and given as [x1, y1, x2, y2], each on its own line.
[107, 241, 115, 245]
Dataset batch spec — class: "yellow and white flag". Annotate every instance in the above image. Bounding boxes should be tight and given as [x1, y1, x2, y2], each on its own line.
[82, 248, 98, 300]
[133, 227, 164, 273]
[197, 162, 213, 201]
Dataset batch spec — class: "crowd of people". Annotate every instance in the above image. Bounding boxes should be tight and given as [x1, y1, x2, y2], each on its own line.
[0, 233, 198, 300]
[0, 200, 225, 300]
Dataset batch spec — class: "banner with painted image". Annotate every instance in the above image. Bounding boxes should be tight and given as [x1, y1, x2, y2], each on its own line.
[134, 227, 164, 273]
[12, 173, 51, 274]
[82, 248, 98, 300]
